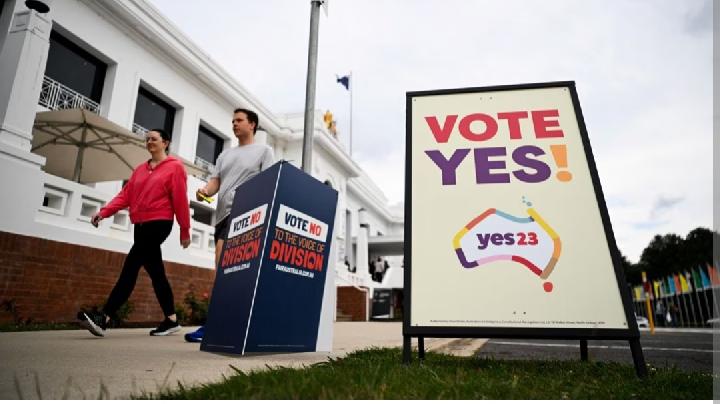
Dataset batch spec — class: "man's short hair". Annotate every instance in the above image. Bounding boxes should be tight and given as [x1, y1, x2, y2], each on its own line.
[234, 108, 259, 134]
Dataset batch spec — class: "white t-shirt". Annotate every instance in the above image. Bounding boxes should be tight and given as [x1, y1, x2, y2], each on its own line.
[211, 143, 274, 222]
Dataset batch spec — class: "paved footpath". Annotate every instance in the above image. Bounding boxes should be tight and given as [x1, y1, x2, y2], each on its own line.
[0, 322, 485, 399]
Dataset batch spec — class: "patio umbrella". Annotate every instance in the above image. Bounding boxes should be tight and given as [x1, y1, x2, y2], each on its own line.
[32, 108, 209, 183]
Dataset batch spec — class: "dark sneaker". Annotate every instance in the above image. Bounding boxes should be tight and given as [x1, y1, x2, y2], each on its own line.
[149, 318, 181, 336]
[77, 311, 107, 337]
[184, 326, 204, 342]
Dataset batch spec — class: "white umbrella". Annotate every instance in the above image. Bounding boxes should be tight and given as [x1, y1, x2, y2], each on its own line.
[32, 108, 208, 183]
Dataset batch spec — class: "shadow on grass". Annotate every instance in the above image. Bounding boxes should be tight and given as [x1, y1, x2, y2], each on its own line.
[139, 348, 712, 400]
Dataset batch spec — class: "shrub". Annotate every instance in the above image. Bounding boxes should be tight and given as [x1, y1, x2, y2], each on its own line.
[182, 291, 210, 325]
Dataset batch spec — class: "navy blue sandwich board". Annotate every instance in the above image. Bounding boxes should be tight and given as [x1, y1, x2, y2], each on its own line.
[201, 161, 338, 354]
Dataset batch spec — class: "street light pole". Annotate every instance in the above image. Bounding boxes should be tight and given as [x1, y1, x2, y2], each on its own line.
[301, 0, 323, 174]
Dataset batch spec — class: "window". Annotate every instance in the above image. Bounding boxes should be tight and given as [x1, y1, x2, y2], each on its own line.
[45, 31, 106, 102]
[133, 87, 175, 135]
[196, 125, 224, 165]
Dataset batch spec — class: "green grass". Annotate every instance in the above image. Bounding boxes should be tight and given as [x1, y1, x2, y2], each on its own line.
[143, 348, 712, 399]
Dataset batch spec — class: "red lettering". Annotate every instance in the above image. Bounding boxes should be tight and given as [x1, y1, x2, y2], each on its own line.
[459, 113, 497, 141]
[294, 248, 304, 267]
[269, 239, 325, 272]
[222, 239, 260, 266]
[532, 110, 564, 138]
[497, 111, 528, 139]
[424, 115, 458, 143]
[309, 222, 321, 236]
[250, 212, 260, 224]
[425, 110, 564, 142]
[269, 240, 280, 260]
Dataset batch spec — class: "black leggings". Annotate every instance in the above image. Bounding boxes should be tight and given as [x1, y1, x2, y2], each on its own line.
[104, 220, 175, 318]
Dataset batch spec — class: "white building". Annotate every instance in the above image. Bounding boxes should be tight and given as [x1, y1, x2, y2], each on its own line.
[0, 0, 403, 322]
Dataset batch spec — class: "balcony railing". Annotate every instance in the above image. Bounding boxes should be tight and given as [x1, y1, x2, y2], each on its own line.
[132, 123, 148, 137]
[38, 76, 100, 114]
[194, 156, 215, 180]
[36, 171, 216, 263]
[194, 156, 216, 171]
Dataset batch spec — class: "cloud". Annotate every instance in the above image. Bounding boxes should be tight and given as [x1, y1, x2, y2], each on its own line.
[629, 195, 684, 230]
[684, 0, 713, 35]
[148, 0, 712, 262]
[648, 196, 684, 221]
[354, 149, 405, 205]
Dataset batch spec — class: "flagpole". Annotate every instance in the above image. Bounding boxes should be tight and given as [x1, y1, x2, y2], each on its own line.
[302, 0, 323, 174]
[692, 274, 706, 324]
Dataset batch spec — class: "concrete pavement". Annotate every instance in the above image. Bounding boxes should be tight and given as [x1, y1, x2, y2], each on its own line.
[0, 322, 486, 399]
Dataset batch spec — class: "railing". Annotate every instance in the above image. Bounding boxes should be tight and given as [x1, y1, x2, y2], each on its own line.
[132, 123, 149, 137]
[38, 76, 101, 113]
[194, 156, 215, 181]
[35, 172, 215, 266]
[335, 264, 370, 288]
[631, 282, 716, 328]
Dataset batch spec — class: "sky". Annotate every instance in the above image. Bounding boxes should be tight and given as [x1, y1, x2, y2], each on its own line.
[148, 0, 713, 262]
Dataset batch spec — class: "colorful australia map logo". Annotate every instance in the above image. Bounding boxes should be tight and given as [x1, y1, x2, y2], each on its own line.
[453, 205, 561, 292]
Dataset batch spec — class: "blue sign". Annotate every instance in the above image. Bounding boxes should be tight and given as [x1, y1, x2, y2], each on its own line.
[201, 161, 338, 354]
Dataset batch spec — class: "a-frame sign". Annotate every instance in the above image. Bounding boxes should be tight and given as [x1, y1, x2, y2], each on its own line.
[403, 81, 647, 377]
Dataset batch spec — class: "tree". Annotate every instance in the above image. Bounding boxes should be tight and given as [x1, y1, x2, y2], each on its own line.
[637, 233, 686, 279]
[619, 252, 641, 284]
[626, 227, 717, 283]
[683, 227, 713, 268]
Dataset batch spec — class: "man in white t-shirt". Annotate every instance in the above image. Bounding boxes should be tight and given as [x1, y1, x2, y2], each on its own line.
[186, 108, 274, 342]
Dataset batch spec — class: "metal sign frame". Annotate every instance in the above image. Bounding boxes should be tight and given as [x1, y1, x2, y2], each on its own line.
[403, 81, 646, 376]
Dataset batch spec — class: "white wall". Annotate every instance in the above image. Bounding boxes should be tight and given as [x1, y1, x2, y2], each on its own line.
[1, 0, 405, 288]
[51, 0, 246, 159]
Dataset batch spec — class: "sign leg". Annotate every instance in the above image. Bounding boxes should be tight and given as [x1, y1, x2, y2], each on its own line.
[403, 335, 411, 364]
[629, 338, 648, 378]
[580, 339, 588, 361]
[418, 337, 425, 360]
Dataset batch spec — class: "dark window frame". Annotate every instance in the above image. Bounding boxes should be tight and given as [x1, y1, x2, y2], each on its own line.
[134, 87, 176, 136]
[196, 124, 224, 164]
[46, 30, 107, 102]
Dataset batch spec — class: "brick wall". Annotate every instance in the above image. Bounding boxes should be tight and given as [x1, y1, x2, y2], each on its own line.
[0, 231, 215, 325]
[336, 286, 367, 321]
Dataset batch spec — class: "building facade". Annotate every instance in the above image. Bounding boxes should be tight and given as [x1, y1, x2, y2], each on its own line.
[0, 0, 403, 325]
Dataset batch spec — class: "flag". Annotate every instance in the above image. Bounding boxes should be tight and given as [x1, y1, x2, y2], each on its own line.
[336, 74, 350, 90]
[708, 263, 720, 286]
[653, 280, 661, 298]
[679, 273, 689, 293]
[634, 286, 642, 301]
[667, 275, 676, 295]
[699, 265, 711, 289]
[673, 274, 681, 295]
[684, 271, 693, 292]
[692, 267, 704, 290]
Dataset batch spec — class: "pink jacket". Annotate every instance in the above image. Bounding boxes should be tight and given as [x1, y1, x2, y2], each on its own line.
[99, 156, 191, 240]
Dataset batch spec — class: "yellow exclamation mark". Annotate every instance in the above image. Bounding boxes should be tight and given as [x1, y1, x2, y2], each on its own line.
[550, 145, 572, 182]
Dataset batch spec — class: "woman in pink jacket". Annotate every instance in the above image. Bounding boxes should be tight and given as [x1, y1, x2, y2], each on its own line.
[77, 128, 191, 337]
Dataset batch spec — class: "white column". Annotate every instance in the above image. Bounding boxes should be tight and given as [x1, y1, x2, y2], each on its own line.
[356, 208, 370, 285]
[0, 2, 52, 235]
[0, 3, 52, 151]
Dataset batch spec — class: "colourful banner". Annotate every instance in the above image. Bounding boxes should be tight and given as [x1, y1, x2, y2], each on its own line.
[680, 273, 690, 293]
[699, 266, 711, 289]
[667, 276, 676, 295]
[708, 263, 720, 286]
